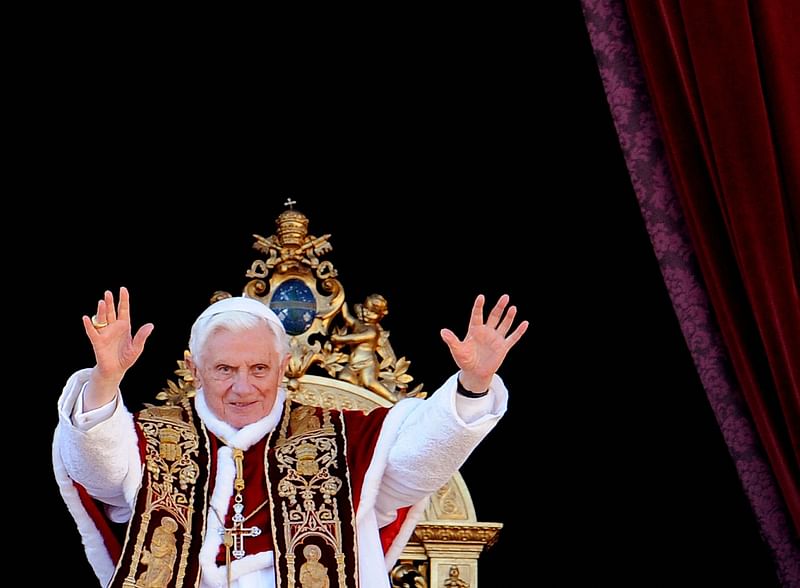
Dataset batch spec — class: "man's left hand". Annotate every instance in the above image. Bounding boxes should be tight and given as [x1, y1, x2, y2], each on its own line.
[440, 294, 529, 393]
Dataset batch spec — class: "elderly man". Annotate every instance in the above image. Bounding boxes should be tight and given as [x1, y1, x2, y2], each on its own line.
[54, 287, 527, 587]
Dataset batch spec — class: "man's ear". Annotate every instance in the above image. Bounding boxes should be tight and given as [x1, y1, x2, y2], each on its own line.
[280, 353, 291, 377]
[186, 354, 202, 388]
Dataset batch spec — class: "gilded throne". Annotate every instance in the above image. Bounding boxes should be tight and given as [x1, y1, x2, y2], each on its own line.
[158, 205, 501, 587]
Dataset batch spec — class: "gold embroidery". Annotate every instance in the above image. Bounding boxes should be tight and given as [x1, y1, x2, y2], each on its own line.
[159, 427, 181, 462]
[299, 544, 330, 588]
[295, 442, 319, 476]
[272, 403, 353, 587]
[136, 517, 179, 587]
[118, 400, 202, 587]
[290, 405, 321, 436]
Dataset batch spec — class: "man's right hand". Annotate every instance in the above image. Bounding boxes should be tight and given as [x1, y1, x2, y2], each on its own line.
[81, 287, 154, 411]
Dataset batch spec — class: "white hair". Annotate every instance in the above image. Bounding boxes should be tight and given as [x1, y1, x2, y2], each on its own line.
[188, 310, 290, 368]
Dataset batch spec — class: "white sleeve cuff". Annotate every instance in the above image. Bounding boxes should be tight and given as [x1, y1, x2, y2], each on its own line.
[451, 372, 508, 425]
[71, 381, 119, 431]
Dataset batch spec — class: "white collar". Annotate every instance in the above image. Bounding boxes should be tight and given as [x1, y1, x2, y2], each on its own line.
[194, 388, 286, 450]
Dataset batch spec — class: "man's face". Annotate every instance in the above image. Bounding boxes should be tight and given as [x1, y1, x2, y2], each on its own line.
[191, 323, 288, 428]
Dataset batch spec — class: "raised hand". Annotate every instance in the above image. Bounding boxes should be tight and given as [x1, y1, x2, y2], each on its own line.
[81, 287, 154, 409]
[439, 294, 528, 393]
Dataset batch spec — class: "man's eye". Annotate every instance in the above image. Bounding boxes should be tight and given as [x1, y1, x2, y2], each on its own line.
[217, 366, 232, 374]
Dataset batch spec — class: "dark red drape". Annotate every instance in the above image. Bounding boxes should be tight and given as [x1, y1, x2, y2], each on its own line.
[624, 0, 800, 533]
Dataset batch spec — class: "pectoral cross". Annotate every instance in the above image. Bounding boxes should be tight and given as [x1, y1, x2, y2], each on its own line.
[221, 502, 263, 559]
[219, 447, 263, 559]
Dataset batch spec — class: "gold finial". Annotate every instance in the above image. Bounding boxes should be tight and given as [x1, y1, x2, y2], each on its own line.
[284, 197, 297, 209]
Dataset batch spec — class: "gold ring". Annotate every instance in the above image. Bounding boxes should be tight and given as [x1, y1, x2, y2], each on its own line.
[91, 315, 109, 329]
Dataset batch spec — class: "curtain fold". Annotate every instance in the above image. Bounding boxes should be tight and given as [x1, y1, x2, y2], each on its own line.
[581, 0, 799, 584]
[623, 0, 800, 533]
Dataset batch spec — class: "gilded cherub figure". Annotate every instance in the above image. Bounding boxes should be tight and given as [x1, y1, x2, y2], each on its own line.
[330, 294, 396, 401]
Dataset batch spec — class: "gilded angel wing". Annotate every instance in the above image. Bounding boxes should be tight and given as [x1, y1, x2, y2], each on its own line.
[376, 327, 397, 366]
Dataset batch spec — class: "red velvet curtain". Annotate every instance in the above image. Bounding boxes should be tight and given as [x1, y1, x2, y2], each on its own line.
[623, 0, 800, 533]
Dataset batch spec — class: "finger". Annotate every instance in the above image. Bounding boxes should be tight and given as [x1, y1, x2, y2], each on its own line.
[82, 315, 100, 343]
[503, 320, 529, 350]
[485, 294, 510, 329]
[496, 305, 518, 337]
[95, 298, 107, 324]
[468, 294, 486, 330]
[118, 286, 130, 323]
[104, 290, 117, 323]
[132, 323, 155, 352]
[440, 328, 461, 350]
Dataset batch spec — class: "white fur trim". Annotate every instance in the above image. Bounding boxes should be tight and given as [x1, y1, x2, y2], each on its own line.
[200, 552, 275, 587]
[198, 444, 235, 575]
[54, 368, 144, 584]
[198, 443, 276, 586]
[195, 388, 286, 450]
[53, 425, 116, 586]
[356, 398, 422, 526]
[352, 397, 428, 579]
[121, 408, 144, 510]
[383, 498, 430, 569]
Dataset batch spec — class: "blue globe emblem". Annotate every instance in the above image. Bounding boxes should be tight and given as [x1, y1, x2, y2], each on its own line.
[269, 279, 318, 335]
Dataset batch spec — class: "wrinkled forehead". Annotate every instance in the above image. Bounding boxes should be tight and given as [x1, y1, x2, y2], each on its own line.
[202, 322, 281, 356]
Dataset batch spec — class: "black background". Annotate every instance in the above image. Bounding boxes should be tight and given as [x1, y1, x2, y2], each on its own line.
[27, 3, 781, 585]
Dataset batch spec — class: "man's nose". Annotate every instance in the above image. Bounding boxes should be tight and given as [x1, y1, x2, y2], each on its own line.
[231, 370, 251, 393]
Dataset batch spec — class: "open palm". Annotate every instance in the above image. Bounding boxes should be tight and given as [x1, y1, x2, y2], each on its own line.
[82, 287, 154, 384]
[440, 294, 528, 392]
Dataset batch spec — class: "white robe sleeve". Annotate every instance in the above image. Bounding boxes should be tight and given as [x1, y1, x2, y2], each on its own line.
[55, 368, 142, 521]
[353, 372, 508, 581]
[372, 372, 507, 522]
